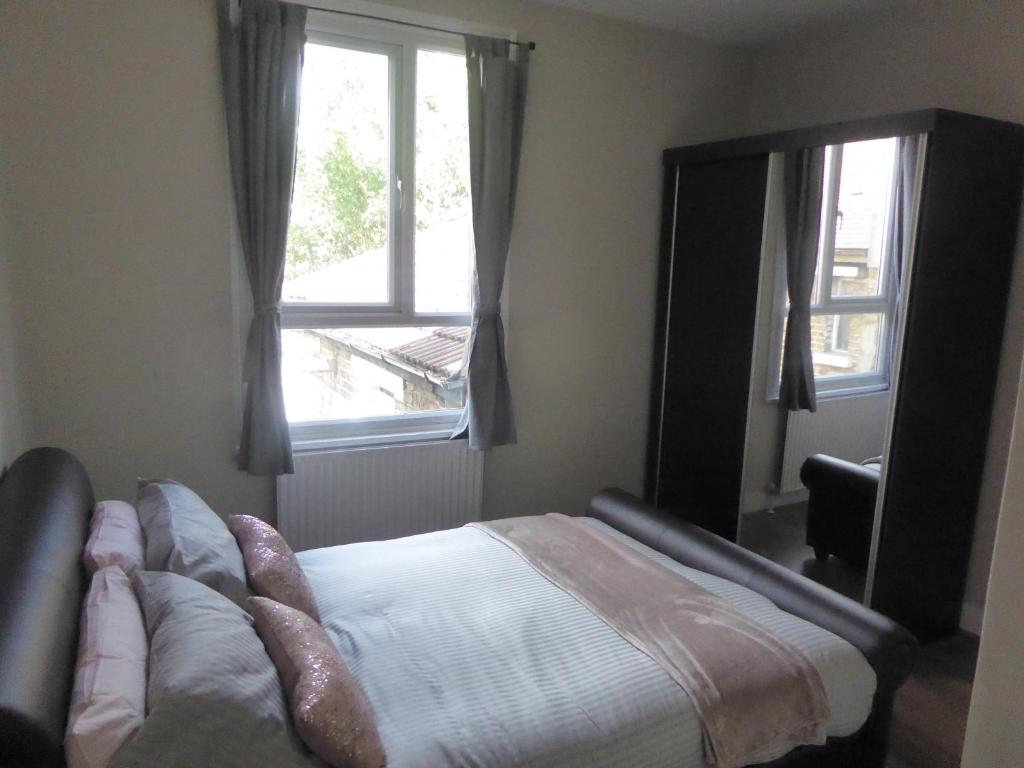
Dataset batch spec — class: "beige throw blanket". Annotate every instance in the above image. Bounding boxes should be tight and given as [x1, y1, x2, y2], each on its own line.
[469, 514, 829, 768]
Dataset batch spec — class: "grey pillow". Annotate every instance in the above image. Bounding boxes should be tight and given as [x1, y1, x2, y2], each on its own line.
[137, 481, 249, 607]
[113, 571, 323, 768]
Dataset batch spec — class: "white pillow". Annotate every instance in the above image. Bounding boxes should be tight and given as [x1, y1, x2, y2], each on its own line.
[136, 480, 249, 607]
[113, 571, 322, 768]
[83, 501, 145, 577]
[65, 567, 148, 768]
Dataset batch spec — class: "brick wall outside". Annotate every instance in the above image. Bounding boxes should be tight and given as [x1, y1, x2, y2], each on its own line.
[812, 258, 883, 377]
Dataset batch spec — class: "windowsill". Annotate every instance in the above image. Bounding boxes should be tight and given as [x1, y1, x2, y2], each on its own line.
[292, 430, 460, 452]
[767, 381, 889, 405]
[814, 382, 890, 400]
[288, 409, 463, 452]
[812, 351, 854, 369]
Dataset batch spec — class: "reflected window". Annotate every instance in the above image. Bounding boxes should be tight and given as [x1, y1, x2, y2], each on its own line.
[774, 137, 902, 397]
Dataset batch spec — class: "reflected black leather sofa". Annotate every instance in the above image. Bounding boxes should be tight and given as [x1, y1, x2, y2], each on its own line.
[801, 454, 881, 570]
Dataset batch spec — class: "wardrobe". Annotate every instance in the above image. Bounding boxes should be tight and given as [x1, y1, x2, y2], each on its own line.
[645, 109, 1024, 641]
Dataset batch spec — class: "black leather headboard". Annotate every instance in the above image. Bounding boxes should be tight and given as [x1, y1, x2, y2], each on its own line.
[587, 488, 916, 768]
[0, 448, 94, 768]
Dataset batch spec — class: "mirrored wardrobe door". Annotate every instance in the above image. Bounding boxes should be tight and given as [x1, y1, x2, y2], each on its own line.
[737, 137, 914, 606]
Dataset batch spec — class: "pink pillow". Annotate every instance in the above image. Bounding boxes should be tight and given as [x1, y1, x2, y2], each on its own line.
[249, 597, 386, 768]
[228, 515, 320, 622]
[83, 501, 144, 577]
[66, 567, 148, 768]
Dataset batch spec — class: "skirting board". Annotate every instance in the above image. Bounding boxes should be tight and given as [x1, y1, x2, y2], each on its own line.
[742, 488, 809, 516]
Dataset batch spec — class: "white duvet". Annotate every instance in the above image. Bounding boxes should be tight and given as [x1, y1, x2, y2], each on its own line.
[297, 518, 875, 768]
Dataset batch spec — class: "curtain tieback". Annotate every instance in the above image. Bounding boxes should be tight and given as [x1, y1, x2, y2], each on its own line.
[254, 302, 281, 317]
[473, 302, 502, 322]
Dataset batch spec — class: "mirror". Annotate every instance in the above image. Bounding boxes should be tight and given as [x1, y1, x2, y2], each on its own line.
[735, 137, 925, 605]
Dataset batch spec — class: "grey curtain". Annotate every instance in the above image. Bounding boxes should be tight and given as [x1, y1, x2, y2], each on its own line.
[454, 36, 530, 449]
[218, 0, 306, 475]
[780, 147, 827, 412]
[887, 134, 925, 363]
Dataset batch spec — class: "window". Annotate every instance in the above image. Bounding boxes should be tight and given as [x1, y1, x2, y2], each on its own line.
[281, 16, 474, 449]
[771, 137, 900, 398]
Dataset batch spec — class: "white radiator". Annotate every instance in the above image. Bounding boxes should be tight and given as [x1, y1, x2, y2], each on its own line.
[778, 393, 891, 494]
[277, 441, 484, 551]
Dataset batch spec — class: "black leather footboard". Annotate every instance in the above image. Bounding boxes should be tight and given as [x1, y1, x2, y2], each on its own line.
[0, 448, 94, 768]
[587, 488, 916, 768]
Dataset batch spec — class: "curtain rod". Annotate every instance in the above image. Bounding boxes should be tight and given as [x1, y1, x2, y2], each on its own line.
[303, 5, 536, 49]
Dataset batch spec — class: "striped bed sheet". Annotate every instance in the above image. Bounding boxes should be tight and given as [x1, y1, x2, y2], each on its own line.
[297, 517, 876, 768]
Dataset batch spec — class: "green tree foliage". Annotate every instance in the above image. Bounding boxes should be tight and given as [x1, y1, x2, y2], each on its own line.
[321, 133, 387, 255]
[286, 133, 387, 278]
[414, 94, 469, 230]
[286, 49, 470, 283]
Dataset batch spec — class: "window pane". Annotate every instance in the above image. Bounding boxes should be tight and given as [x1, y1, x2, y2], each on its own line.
[810, 145, 838, 305]
[283, 43, 391, 304]
[811, 313, 884, 378]
[282, 327, 468, 422]
[830, 138, 897, 298]
[415, 49, 472, 313]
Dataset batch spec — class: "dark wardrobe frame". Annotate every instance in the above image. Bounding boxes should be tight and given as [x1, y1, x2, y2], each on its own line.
[645, 109, 1024, 641]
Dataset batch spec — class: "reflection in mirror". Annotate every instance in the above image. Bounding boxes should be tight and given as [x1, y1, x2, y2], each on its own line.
[737, 136, 923, 605]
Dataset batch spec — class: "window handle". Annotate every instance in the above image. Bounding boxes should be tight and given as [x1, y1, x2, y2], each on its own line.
[397, 178, 404, 210]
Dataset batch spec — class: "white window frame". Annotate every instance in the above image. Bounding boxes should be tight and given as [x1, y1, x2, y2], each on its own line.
[768, 141, 900, 401]
[284, 12, 478, 450]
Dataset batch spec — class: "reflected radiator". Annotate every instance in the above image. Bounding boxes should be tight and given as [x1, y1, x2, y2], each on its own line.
[778, 394, 891, 495]
[277, 441, 484, 551]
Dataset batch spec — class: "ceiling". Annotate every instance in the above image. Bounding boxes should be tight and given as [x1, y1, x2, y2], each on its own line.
[538, 0, 927, 47]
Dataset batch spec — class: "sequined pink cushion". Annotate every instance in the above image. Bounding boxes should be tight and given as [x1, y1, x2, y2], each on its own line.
[227, 515, 321, 622]
[249, 597, 387, 768]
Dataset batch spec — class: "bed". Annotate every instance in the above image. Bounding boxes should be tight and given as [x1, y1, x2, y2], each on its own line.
[0, 448, 915, 768]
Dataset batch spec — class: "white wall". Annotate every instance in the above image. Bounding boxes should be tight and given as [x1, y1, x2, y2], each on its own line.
[0, 0, 274, 514]
[0, 145, 25, 470]
[0, 0, 752, 519]
[743, 0, 1024, 632]
[958, 307, 1024, 765]
[962, 302, 1024, 765]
